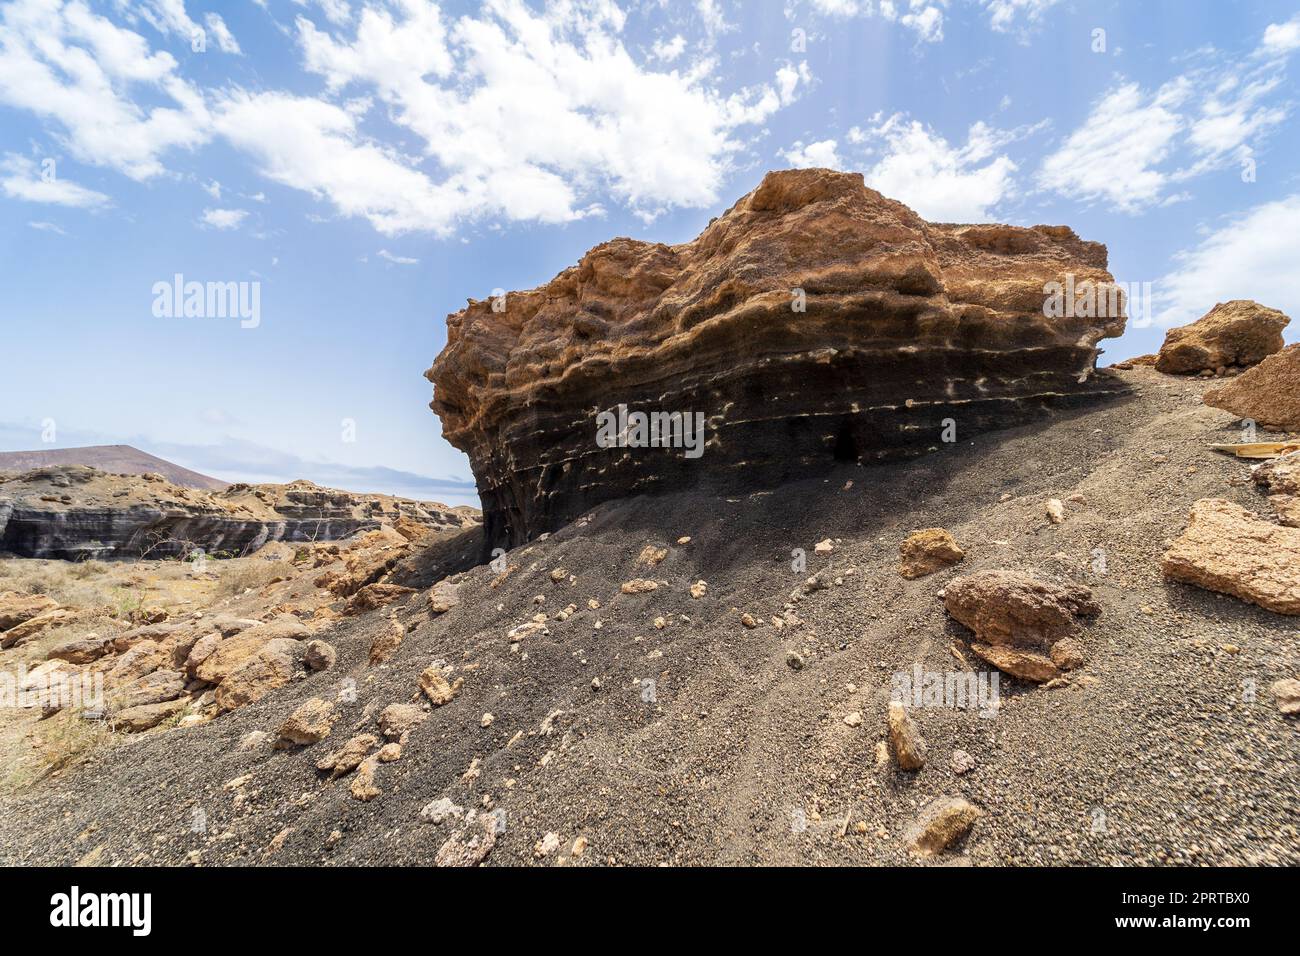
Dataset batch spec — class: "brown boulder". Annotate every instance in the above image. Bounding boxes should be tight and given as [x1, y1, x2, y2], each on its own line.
[943, 570, 1099, 650]
[378, 703, 426, 741]
[111, 697, 188, 733]
[1155, 300, 1289, 374]
[46, 633, 114, 664]
[317, 733, 379, 778]
[1272, 678, 1300, 716]
[0, 607, 77, 647]
[428, 580, 460, 614]
[1162, 498, 1300, 615]
[898, 528, 965, 579]
[303, 639, 337, 671]
[0, 593, 58, 632]
[344, 582, 416, 615]
[1253, 450, 1300, 527]
[1204, 343, 1300, 430]
[275, 697, 336, 748]
[419, 666, 463, 706]
[213, 639, 305, 712]
[970, 642, 1060, 683]
[369, 618, 405, 665]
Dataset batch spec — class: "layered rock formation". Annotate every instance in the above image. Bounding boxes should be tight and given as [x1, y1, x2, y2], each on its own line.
[1204, 343, 1300, 430]
[1155, 300, 1289, 375]
[0, 466, 478, 559]
[428, 169, 1127, 547]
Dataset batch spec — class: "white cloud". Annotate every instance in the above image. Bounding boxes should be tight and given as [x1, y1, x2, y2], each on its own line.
[200, 207, 248, 229]
[781, 138, 843, 169]
[0, 0, 212, 180]
[851, 114, 1019, 221]
[137, 1, 241, 54]
[377, 248, 419, 264]
[651, 33, 686, 62]
[1039, 49, 1291, 212]
[808, 0, 946, 43]
[28, 220, 67, 234]
[202, 179, 221, 199]
[294, 0, 354, 28]
[1260, 15, 1300, 57]
[983, 0, 1060, 34]
[1037, 81, 1187, 213]
[0, 153, 110, 207]
[293, 0, 803, 229]
[1154, 194, 1300, 328]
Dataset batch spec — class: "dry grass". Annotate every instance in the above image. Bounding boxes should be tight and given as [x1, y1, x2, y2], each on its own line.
[215, 559, 286, 597]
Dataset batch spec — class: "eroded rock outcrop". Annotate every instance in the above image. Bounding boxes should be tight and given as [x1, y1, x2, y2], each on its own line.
[428, 169, 1126, 546]
[1155, 300, 1289, 374]
[0, 465, 478, 559]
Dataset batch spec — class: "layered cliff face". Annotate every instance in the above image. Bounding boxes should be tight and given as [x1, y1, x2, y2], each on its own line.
[427, 169, 1127, 548]
[0, 466, 479, 559]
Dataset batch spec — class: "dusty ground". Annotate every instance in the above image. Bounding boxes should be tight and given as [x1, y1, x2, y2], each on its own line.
[0, 366, 1296, 866]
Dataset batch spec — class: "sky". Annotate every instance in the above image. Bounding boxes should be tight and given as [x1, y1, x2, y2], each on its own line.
[1, 0, 1298, 507]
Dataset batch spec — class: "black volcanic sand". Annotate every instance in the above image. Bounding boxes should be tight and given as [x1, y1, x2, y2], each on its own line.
[1, 367, 1297, 866]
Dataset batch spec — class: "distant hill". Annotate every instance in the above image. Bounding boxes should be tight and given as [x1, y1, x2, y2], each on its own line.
[0, 445, 228, 490]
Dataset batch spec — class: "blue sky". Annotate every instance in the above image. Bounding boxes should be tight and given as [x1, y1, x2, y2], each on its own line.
[2, 0, 1298, 506]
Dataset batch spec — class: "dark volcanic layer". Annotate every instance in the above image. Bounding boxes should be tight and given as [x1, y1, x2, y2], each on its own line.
[428, 169, 1127, 549]
[0, 466, 478, 559]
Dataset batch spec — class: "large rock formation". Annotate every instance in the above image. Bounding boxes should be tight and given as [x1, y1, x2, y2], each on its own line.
[1155, 300, 1289, 375]
[428, 169, 1127, 547]
[1203, 343, 1300, 430]
[0, 466, 478, 559]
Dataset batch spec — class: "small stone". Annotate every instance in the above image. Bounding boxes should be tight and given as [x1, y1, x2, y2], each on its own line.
[887, 701, 927, 770]
[419, 666, 464, 706]
[590, 677, 601, 692]
[950, 749, 976, 775]
[1046, 499, 1066, 524]
[676, 536, 691, 545]
[907, 797, 981, 856]
[1271, 678, 1300, 715]
[275, 698, 336, 749]
[534, 832, 561, 858]
[740, 612, 758, 629]
[550, 568, 568, 582]
[786, 651, 805, 670]
[843, 711, 863, 728]
[481, 712, 494, 727]
[571, 835, 589, 857]
[1049, 637, 1086, 671]
[690, 580, 707, 599]
[621, 578, 658, 594]
[420, 797, 463, 824]
[814, 538, 834, 553]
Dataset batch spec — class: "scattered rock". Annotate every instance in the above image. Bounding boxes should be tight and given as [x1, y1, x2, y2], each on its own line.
[814, 538, 834, 554]
[897, 528, 965, 579]
[689, 580, 707, 599]
[969, 642, 1060, 683]
[1155, 300, 1289, 374]
[1049, 636, 1086, 670]
[379, 703, 426, 740]
[786, 651, 805, 670]
[637, 545, 668, 566]
[317, 733, 379, 778]
[419, 666, 464, 706]
[843, 711, 863, 728]
[620, 578, 658, 594]
[369, 617, 405, 665]
[1253, 451, 1300, 527]
[0, 593, 58, 633]
[739, 612, 758, 629]
[950, 750, 976, 775]
[303, 640, 336, 671]
[1045, 498, 1066, 524]
[534, 832, 561, 858]
[111, 698, 187, 732]
[943, 570, 1100, 650]
[481, 712, 494, 727]
[907, 797, 981, 856]
[435, 813, 498, 867]
[887, 701, 927, 770]
[1271, 678, 1300, 716]
[349, 755, 381, 801]
[275, 697, 336, 748]
[46, 633, 114, 664]
[344, 582, 416, 615]
[1161, 499, 1300, 615]
[428, 579, 461, 614]
[420, 797, 463, 825]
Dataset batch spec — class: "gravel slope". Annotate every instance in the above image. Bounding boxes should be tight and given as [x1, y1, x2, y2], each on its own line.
[1, 367, 1296, 867]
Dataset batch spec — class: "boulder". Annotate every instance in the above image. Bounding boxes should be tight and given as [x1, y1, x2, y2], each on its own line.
[1155, 300, 1289, 374]
[0, 593, 58, 632]
[897, 528, 965, 579]
[428, 168, 1127, 547]
[1161, 498, 1300, 615]
[46, 633, 114, 665]
[428, 580, 461, 614]
[111, 698, 188, 733]
[0, 607, 77, 647]
[378, 702, 427, 741]
[369, 618, 405, 665]
[303, 639, 337, 671]
[115, 669, 185, 709]
[1253, 451, 1300, 527]
[1272, 678, 1300, 716]
[1204, 343, 1300, 430]
[969, 642, 1060, 684]
[343, 582, 415, 615]
[214, 639, 305, 712]
[419, 666, 463, 706]
[317, 733, 379, 778]
[943, 570, 1099, 650]
[275, 697, 336, 748]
